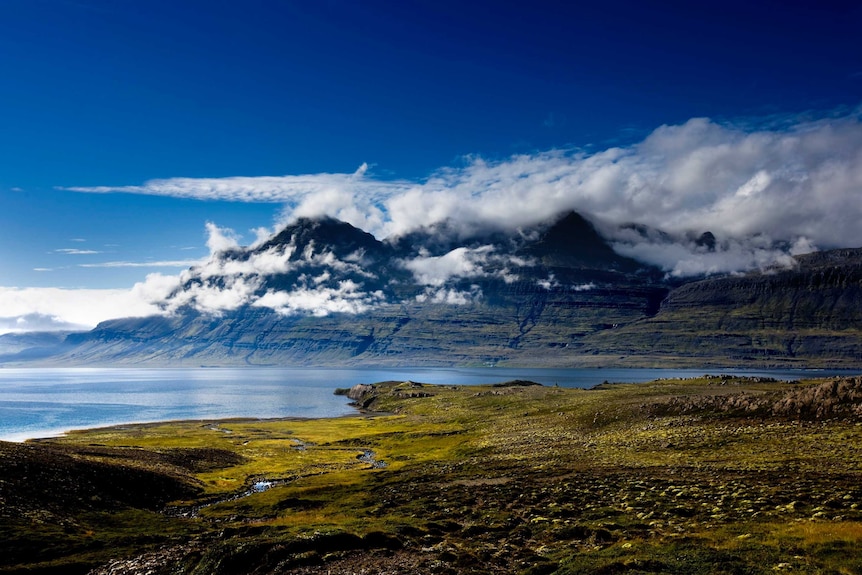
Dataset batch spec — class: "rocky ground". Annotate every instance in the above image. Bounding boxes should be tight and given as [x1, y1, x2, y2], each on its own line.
[2, 375, 862, 574]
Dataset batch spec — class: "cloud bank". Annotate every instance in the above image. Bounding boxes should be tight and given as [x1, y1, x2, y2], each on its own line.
[0, 287, 164, 335]
[64, 111, 862, 265]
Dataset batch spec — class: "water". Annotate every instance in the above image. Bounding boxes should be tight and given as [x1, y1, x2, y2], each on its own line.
[0, 366, 857, 441]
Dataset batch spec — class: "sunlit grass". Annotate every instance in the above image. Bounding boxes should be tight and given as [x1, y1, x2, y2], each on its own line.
[11, 375, 862, 574]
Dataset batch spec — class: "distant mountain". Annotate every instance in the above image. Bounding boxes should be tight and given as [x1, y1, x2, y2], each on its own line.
[0, 331, 78, 362]
[8, 212, 862, 368]
[580, 248, 862, 367]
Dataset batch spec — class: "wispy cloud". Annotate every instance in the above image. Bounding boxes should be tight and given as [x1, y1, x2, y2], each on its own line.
[415, 286, 483, 305]
[78, 259, 202, 268]
[0, 313, 91, 335]
[55, 248, 102, 255]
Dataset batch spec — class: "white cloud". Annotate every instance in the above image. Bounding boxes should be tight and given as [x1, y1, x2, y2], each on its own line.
[537, 273, 560, 290]
[60, 109, 862, 277]
[415, 285, 483, 305]
[119, 222, 388, 318]
[55, 248, 102, 255]
[250, 226, 274, 249]
[130, 272, 183, 304]
[253, 280, 386, 317]
[169, 276, 261, 315]
[205, 222, 241, 254]
[401, 246, 524, 286]
[403, 246, 494, 286]
[0, 313, 90, 334]
[611, 235, 799, 278]
[79, 259, 201, 268]
[0, 286, 165, 335]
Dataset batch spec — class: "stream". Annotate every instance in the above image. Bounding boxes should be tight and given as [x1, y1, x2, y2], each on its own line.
[166, 445, 385, 518]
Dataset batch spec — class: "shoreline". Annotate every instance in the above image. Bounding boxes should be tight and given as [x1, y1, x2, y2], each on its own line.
[4, 366, 860, 443]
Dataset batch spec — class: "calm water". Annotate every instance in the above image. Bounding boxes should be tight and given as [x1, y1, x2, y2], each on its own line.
[0, 367, 856, 441]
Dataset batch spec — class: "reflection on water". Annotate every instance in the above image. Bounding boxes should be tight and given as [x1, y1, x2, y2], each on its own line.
[0, 366, 856, 441]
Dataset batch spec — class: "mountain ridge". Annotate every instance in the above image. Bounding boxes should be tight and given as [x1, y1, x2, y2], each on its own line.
[4, 212, 862, 367]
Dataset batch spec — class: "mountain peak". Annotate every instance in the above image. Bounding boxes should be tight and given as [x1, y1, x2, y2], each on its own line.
[521, 210, 643, 271]
[259, 216, 387, 260]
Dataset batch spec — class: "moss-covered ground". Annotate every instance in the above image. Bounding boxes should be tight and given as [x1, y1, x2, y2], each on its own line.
[2, 375, 862, 574]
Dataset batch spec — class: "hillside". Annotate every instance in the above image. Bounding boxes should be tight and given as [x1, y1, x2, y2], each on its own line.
[3, 375, 862, 574]
[581, 248, 862, 367]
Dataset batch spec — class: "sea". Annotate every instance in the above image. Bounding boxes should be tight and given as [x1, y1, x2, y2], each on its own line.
[0, 366, 857, 441]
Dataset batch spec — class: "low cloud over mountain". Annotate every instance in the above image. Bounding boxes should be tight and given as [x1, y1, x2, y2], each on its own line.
[65, 110, 862, 279]
[127, 212, 656, 320]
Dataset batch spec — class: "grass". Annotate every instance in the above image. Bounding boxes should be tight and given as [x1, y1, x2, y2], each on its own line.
[2, 375, 861, 574]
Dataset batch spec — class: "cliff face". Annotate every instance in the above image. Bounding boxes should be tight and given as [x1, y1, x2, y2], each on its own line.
[580, 249, 862, 366]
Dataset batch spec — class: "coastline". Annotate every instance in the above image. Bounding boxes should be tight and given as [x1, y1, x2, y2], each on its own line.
[4, 366, 861, 443]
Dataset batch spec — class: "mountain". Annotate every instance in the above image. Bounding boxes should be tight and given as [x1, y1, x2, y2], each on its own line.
[9, 212, 862, 368]
[579, 248, 862, 367]
[44, 212, 668, 366]
[0, 331, 78, 362]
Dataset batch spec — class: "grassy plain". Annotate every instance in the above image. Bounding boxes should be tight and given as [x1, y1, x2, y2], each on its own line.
[2, 375, 862, 574]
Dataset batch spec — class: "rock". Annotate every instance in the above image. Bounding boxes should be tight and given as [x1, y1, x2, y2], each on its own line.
[345, 384, 376, 401]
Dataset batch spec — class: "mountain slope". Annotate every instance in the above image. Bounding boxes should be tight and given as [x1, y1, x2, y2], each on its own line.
[50, 212, 670, 366]
[579, 248, 862, 366]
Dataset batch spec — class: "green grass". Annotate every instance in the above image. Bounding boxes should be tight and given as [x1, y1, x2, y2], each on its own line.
[3, 375, 862, 574]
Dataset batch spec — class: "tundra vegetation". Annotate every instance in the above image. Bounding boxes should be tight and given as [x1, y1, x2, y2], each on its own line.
[2, 375, 862, 574]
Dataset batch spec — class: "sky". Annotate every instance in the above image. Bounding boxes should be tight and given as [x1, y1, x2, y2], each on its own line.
[1, 0, 861, 333]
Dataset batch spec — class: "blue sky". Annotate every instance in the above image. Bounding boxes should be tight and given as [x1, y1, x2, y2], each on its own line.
[1, 0, 861, 332]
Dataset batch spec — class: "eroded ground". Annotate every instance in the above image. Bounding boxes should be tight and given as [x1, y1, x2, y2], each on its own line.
[2, 375, 862, 574]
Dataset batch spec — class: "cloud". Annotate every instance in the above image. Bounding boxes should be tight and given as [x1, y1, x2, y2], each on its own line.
[61, 109, 862, 276]
[79, 259, 202, 268]
[205, 222, 241, 254]
[61, 165, 411, 221]
[415, 285, 483, 305]
[167, 276, 261, 315]
[0, 286, 165, 335]
[403, 246, 495, 286]
[537, 273, 560, 291]
[610, 234, 801, 278]
[55, 248, 102, 255]
[253, 280, 386, 317]
[0, 313, 91, 334]
[3, 219, 390, 332]
[401, 246, 524, 286]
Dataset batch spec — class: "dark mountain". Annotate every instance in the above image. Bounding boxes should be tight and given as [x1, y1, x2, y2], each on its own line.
[178, 216, 415, 302]
[9, 213, 862, 368]
[520, 211, 641, 271]
[580, 248, 862, 366]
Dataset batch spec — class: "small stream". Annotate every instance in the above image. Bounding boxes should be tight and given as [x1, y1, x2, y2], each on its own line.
[166, 446, 385, 518]
[357, 449, 387, 469]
